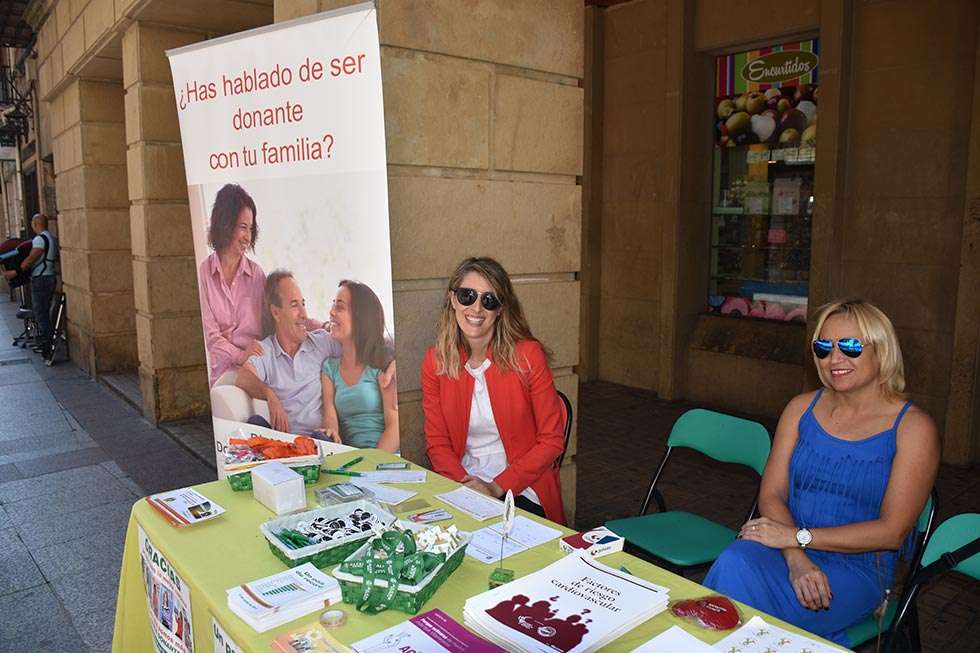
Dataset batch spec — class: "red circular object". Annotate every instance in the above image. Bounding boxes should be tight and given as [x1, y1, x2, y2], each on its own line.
[670, 595, 741, 630]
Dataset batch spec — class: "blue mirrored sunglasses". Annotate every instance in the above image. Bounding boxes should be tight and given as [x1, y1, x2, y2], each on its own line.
[812, 337, 865, 359]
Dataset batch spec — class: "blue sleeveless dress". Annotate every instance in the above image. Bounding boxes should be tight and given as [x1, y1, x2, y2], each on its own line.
[703, 390, 913, 647]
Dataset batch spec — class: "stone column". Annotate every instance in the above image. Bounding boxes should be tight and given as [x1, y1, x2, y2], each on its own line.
[276, 0, 584, 523]
[49, 78, 137, 374]
[122, 23, 208, 422]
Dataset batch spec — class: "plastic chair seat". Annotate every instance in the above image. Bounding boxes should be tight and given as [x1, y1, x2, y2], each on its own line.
[606, 511, 738, 567]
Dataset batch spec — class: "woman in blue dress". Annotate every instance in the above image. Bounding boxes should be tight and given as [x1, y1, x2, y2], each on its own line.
[319, 280, 399, 452]
[704, 299, 939, 647]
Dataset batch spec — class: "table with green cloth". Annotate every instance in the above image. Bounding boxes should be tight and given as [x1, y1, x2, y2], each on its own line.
[112, 449, 846, 652]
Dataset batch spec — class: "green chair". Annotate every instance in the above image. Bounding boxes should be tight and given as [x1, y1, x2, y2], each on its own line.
[605, 408, 771, 572]
[881, 512, 980, 653]
[845, 491, 937, 650]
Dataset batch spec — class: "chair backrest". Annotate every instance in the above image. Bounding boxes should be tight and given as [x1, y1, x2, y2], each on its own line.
[555, 390, 573, 469]
[919, 513, 980, 580]
[667, 408, 771, 476]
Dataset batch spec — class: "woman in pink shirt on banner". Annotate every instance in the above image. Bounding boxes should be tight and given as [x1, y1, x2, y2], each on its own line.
[198, 184, 267, 386]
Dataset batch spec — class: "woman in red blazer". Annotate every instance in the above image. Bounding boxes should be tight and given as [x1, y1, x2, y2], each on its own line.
[422, 257, 566, 524]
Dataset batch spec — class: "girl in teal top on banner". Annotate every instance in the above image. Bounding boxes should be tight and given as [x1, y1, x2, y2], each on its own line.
[320, 280, 399, 452]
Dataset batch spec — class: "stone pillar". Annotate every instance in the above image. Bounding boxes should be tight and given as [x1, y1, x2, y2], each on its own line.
[276, 0, 584, 523]
[49, 78, 137, 374]
[122, 22, 209, 422]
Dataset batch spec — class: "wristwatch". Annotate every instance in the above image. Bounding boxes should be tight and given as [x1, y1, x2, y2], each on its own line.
[796, 527, 813, 549]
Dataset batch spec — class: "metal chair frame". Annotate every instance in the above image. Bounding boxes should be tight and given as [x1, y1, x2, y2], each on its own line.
[555, 390, 573, 469]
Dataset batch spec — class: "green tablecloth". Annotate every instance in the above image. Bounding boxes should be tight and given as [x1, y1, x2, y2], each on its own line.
[112, 449, 846, 652]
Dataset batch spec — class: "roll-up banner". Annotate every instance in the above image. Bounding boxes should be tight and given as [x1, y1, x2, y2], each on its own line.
[167, 2, 398, 477]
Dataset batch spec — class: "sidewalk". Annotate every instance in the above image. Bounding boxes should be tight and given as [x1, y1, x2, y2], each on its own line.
[0, 295, 214, 652]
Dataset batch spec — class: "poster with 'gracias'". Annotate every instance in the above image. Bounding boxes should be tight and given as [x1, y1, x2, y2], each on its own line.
[166, 2, 399, 479]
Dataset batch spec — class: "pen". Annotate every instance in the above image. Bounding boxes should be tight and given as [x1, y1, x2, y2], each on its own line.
[340, 456, 364, 469]
[323, 469, 364, 477]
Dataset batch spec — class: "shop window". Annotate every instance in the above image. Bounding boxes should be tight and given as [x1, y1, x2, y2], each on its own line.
[707, 40, 818, 323]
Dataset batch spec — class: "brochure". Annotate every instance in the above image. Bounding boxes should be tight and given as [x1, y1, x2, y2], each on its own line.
[464, 553, 669, 653]
[466, 515, 563, 564]
[147, 487, 225, 527]
[351, 609, 504, 653]
[227, 563, 340, 633]
[272, 623, 351, 653]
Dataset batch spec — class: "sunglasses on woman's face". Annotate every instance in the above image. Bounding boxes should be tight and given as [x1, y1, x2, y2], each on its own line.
[454, 287, 501, 311]
[812, 337, 865, 359]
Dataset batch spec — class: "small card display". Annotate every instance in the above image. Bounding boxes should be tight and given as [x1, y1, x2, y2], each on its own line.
[559, 527, 624, 558]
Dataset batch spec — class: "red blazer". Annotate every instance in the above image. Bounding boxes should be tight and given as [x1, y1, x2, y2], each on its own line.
[422, 339, 566, 525]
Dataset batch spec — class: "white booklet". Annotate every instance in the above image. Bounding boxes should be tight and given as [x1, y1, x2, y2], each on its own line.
[355, 482, 417, 506]
[435, 486, 505, 521]
[466, 515, 563, 564]
[355, 470, 427, 484]
[712, 616, 848, 653]
[146, 487, 225, 527]
[629, 626, 715, 652]
[464, 552, 669, 653]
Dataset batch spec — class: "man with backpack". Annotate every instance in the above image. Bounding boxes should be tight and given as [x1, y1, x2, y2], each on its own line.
[3, 213, 59, 356]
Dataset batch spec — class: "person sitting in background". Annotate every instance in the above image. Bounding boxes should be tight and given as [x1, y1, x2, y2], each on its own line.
[703, 298, 939, 648]
[422, 257, 566, 524]
[320, 280, 399, 452]
[2, 213, 58, 356]
[236, 270, 393, 437]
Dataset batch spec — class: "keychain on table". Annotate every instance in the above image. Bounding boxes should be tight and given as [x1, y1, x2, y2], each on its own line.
[489, 490, 516, 588]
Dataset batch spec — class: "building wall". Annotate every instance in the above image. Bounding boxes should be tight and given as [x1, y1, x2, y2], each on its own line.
[276, 0, 585, 522]
[592, 0, 980, 464]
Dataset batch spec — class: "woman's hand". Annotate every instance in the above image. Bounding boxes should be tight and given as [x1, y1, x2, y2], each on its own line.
[244, 339, 264, 359]
[739, 517, 797, 549]
[786, 552, 833, 610]
[461, 475, 503, 498]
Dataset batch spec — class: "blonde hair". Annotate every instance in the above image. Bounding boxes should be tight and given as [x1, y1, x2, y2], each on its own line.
[811, 298, 906, 398]
[434, 257, 551, 379]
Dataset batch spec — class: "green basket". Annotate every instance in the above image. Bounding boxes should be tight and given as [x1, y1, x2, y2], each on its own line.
[332, 528, 472, 615]
[260, 501, 397, 569]
[226, 463, 321, 491]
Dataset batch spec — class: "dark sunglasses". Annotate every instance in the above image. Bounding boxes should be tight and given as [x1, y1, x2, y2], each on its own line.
[453, 287, 501, 311]
[812, 338, 865, 359]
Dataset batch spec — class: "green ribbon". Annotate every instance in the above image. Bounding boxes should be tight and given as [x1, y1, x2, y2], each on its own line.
[339, 529, 446, 613]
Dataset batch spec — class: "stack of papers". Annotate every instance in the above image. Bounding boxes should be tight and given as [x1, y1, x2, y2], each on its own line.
[464, 552, 669, 653]
[353, 482, 417, 506]
[146, 487, 225, 527]
[227, 563, 341, 632]
[628, 626, 715, 652]
[351, 609, 504, 653]
[466, 515, 563, 564]
[435, 486, 505, 521]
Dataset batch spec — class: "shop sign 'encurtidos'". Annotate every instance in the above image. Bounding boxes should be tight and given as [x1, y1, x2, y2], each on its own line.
[741, 50, 819, 84]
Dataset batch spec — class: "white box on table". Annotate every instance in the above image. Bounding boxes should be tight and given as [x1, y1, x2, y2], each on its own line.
[251, 461, 306, 515]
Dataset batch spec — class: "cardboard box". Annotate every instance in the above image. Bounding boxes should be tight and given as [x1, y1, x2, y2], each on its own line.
[559, 527, 624, 558]
[252, 461, 307, 515]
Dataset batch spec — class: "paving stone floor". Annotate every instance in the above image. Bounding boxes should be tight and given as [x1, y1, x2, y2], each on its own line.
[575, 380, 980, 653]
[0, 296, 214, 652]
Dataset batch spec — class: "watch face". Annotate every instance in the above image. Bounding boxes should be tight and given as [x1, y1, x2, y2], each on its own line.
[797, 528, 813, 545]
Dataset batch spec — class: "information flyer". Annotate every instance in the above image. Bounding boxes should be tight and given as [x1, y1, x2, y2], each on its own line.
[166, 2, 396, 475]
[139, 525, 194, 653]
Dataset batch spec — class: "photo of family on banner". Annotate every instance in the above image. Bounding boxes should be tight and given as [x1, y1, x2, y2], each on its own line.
[167, 1, 396, 476]
[190, 177, 399, 472]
